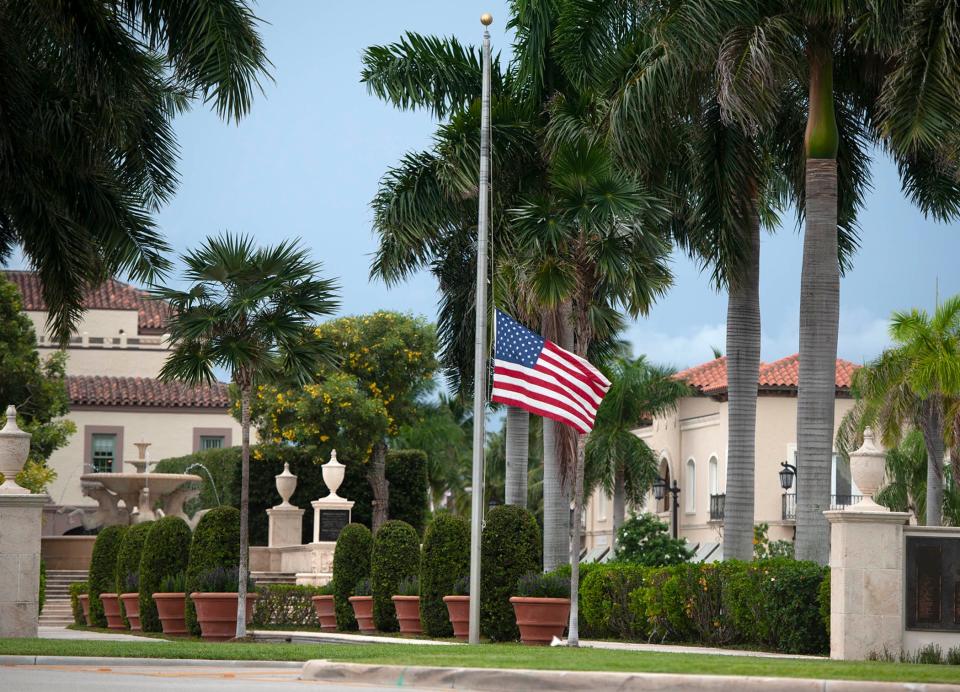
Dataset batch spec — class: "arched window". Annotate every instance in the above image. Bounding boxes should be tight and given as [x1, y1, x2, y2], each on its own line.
[708, 456, 719, 496]
[657, 457, 671, 512]
[685, 458, 696, 513]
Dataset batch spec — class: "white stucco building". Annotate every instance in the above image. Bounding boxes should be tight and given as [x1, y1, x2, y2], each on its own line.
[4, 271, 243, 534]
[584, 354, 861, 553]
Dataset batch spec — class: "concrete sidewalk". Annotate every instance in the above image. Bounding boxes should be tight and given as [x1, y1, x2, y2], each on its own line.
[39, 626, 167, 642]
[250, 628, 457, 646]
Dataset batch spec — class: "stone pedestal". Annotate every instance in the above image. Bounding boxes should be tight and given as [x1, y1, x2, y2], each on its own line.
[267, 506, 305, 548]
[311, 498, 354, 544]
[826, 508, 910, 660]
[0, 493, 48, 638]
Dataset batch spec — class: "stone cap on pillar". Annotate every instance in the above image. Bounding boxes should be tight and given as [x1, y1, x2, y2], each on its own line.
[824, 508, 911, 525]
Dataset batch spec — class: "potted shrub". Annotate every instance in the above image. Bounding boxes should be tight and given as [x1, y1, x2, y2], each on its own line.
[99, 591, 125, 630]
[510, 571, 571, 646]
[153, 572, 188, 636]
[311, 583, 337, 632]
[190, 566, 258, 641]
[71, 582, 90, 626]
[118, 573, 142, 631]
[139, 515, 191, 633]
[87, 525, 127, 627]
[115, 520, 153, 629]
[348, 578, 375, 633]
[442, 575, 470, 641]
[331, 523, 373, 631]
[391, 576, 422, 635]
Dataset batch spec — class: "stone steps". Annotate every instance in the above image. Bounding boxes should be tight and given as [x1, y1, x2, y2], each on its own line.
[41, 570, 88, 626]
[252, 572, 297, 586]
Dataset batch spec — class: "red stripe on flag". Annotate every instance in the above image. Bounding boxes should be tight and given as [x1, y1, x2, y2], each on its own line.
[491, 392, 590, 434]
[494, 363, 597, 422]
[540, 344, 608, 399]
[491, 378, 594, 429]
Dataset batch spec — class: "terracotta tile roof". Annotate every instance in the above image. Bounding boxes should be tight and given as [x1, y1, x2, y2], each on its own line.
[675, 354, 859, 396]
[3, 270, 170, 332]
[67, 376, 231, 409]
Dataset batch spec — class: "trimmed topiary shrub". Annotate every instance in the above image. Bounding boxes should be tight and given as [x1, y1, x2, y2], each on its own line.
[184, 506, 240, 635]
[385, 449, 428, 534]
[419, 513, 469, 637]
[87, 525, 127, 627]
[114, 521, 153, 627]
[331, 523, 373, 630]
[580, 563, 648, 639]
[138, 515, 192, 632]
[480, 505, 541, 642]
[70, 581, 87, 625]
[371, 519, 420, 632]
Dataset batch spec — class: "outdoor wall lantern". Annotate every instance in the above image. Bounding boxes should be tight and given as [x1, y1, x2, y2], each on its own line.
[652, 477, 681, 539]
[779, 461, 798, 491]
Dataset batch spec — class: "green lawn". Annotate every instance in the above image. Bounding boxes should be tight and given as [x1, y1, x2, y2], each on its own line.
[3, 638, 960, 684]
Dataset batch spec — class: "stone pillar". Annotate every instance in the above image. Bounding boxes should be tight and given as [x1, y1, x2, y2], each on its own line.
[267, 462, 304, 548]
[825, 508, 910, 660]
[0, 405, 47, 638]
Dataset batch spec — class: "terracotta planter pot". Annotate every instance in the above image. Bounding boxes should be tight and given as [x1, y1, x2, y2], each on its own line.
[348, 595, 375, 633]
[99, 593, 126, 630]
[190, 592, 258, 641]
[78, 594, 90, 625]
[153, 592, 188, 636]
[119, 593, 142, 631]
[392, 595, 422, 635]
[443, 595, 470, 641]
[510, 596, 570, 645]
[310, 594, 337, 632]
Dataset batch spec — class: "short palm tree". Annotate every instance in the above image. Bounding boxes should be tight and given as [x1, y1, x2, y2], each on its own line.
[842, 297, 960, 526]
[585, 357, 690, 546]
[0, 1, 270, 341]
[154, 234, 339, 636]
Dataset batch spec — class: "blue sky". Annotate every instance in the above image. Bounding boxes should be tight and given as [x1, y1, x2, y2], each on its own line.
[89, 2, 960, 375]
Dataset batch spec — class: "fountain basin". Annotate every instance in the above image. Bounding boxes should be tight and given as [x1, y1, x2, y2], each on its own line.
[80, 472, 202, 525]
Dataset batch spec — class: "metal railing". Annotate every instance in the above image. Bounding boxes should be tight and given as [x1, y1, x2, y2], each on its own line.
[781, 493, 864, 520]
[709, 493, 725, 521]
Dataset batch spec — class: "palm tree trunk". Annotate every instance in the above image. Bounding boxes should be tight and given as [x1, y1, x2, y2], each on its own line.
[722, 197, 761, 562]
[920, 398, 945, 526]
[505, 406, 529, 508]
[795, 35, 840, 566]
[235, 384, 251, 638]
[567, 433, 586, 646]
[612, 464, 626, 550]
[542, 418, 569, 570]
[368, 440, 389, 531]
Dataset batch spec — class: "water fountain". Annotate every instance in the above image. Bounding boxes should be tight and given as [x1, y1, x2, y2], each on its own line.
[79, 441, 201, 526]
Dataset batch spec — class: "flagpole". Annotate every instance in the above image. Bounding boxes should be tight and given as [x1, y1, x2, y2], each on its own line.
[468, 12, 493, 647]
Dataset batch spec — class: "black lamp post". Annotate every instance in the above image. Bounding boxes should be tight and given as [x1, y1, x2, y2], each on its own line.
[779, 461, 797, 491]
[652, 477, 681, 539]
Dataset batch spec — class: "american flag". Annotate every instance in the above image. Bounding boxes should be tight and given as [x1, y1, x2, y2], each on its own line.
[491, 310, 611, 434]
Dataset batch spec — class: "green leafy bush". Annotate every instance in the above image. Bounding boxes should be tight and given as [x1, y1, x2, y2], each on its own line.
[251, 584, 323, 628]
[371, 519, 420, 631]
[818, 570, 831, 636]
[39, 559, 46, 615]
[419, 512, 469, 637]
[69, 581, 87, 625]
[753, 523, 794, 559]
[385, 449, 428, 534]
[114, 521, 153, 626]
[480, 505, 541, 642]
[154, 447, 241, 516]
[331, 523, 373, 630]
[613, 513, 693, 566]
[580, 564, 648, 639]
[515, 571, 569, 598]
[647, 562, 738, 646]
[138, 516, 192, 632]
[195, 565, 253, 593]
[87, 525, 127, 627]
[184, 506, 240, 635]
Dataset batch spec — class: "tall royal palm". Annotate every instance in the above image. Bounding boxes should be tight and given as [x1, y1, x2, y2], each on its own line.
[585, 357, 689, 545]
[0, 1, 270, 341]
[155, 234, 339, 637]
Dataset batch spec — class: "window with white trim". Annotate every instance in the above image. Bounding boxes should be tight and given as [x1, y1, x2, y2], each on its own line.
[685, 458, 696, 513]
[708, 456, 719, 496]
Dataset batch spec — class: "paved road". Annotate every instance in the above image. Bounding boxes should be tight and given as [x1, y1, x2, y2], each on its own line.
[2, 664, 433, 691]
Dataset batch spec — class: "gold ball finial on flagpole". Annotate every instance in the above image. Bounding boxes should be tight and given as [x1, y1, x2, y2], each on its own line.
[481, 13, 493, 26]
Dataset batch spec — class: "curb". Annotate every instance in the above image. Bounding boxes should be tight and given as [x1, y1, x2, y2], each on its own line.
[0, 655, 303, 669]
[300, 660, 960, 691]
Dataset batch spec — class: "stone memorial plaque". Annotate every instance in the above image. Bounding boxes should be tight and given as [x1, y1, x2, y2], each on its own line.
[906, 536, 960, 631]
[318, 509, 350, 542]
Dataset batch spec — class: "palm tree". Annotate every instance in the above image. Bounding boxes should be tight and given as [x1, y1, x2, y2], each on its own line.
[512, 139, 672, 645]
[585, 357, 690, 546]
[0, 1, 270, 341]
[839, 297, 960, 526]
[154, 234, 339, 637]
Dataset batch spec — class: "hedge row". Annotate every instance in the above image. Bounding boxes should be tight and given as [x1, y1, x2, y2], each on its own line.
[580, 559, 829, 655]
[251, 584, 323, 628]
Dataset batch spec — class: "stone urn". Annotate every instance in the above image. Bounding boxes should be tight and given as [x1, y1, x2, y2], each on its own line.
[190, 592, 258, 641]
[442, 595, 470, 641]
[510, 596, 570, 645]
[849, 427, 887, 511]
[392, 595, 422, 635]
[321, 450, 346, 499]
[153, 592, 188, 636]
[310, 594, 337, 631]
[119, 593, 142, 631]
[0, 405, 31, 494]
[78, 594, 90, 625]
[275, 462, 298, 508]
[100, 593, 126, 630]
[348, 595, 375, 633]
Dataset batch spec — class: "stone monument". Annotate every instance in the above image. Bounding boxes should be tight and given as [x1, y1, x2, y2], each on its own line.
[0, 405, 48, 637]
[266, 462, 304, 548]
[825, 427, 909, 660]
[311, 450, 354, 543]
